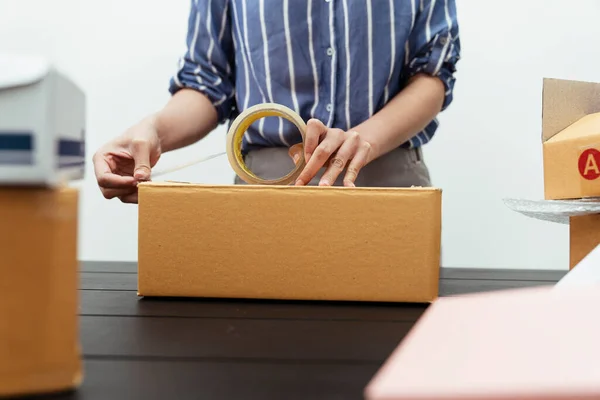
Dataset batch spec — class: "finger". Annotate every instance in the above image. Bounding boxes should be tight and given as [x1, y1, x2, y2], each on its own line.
[295, 129, 345, 186]
[119, 192, 139, 204]
[93, 154, 136, 189]
[319, 131, 360, 186]
[130, 138, 153, 181]
[304, 119, 327, 163]
[100, 187, 136, 200]
[288, 143, 304, 165]
[97, 172, 136, 189]
[92, 152, 112, 177]
[343, 141, 372, 187]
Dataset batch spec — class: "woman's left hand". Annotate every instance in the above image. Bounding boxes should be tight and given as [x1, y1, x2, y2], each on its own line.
[289, 119, 373, 187]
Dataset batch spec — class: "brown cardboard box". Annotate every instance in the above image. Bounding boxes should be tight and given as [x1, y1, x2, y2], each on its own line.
[137, 182, 441, 303]
[0, 187, 82, 397]
[542, 78, 600, 200]
[570, 214, 600, 270]
[540, 77, 600, 269]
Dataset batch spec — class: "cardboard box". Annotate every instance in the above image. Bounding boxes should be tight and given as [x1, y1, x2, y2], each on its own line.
[137, 182, 441, 303]
[507, 77, 600, 270]
[0, 53, 85, 187]
[364, 283, 600, 400]
[0, 187, 83, 397]
[542, 77, 600, 200]
[504, 200, 600, 271]
[569, 214, 600, 269]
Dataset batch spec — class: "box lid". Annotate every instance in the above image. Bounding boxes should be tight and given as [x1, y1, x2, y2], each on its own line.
[0, 53, 50, 90]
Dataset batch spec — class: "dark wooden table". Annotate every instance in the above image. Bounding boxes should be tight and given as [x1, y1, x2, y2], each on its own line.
[29, 263, 565, 400]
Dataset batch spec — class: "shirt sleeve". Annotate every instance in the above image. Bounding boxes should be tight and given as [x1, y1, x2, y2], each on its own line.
[403, 0, 461, 111]
[169, 0, 236, 124]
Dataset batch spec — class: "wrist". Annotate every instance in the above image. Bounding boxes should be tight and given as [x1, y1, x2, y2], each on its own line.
[147, 111, 176, 153]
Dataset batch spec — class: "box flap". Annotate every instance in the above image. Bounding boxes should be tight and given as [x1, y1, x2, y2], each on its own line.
[545, 112, 600, 143]
[542, 77, 600, 142]
[0, 53, 50, 90]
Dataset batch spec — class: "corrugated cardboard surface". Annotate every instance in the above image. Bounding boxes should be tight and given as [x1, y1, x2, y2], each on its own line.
[542, 78, 600, 200]
[138, 182, 441, 303]
[570, 214, 600, 270]
[0, 187, 82, 397]
[541, 78, 600, 142]
[543, 113, 600, 199]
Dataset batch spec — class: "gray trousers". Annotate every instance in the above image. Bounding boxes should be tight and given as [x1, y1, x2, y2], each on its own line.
[234, 146, 431, 187]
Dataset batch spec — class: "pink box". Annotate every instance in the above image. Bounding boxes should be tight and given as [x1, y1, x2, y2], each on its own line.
[365, 285, 600, 400]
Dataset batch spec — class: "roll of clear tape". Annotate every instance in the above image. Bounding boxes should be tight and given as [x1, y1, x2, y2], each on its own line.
[151, 103, 307, 185]
[226, 102, 307, 185]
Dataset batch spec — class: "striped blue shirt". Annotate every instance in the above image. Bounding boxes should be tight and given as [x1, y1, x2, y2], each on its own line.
[169, 0, 460, 154]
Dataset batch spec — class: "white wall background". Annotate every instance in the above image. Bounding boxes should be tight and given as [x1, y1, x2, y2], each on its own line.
[1, 0, 599, 270]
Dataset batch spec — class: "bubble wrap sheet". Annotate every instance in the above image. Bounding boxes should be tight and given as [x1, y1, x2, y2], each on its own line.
[503, 198, 600, 225]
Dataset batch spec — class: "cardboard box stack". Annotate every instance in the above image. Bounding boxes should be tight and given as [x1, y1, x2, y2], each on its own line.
[137, 180, 442, 303]
[506, 78, 600, 269]
[0, 54, 84, 397]
[363, 77, 600, 400]
[542, 77, 600, 268]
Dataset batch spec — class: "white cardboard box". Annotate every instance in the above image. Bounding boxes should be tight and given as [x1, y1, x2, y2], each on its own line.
[0, 54, 85, 186]
[364, 248, 600, 400]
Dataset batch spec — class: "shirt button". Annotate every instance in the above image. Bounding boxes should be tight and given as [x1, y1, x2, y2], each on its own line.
[326, 104, 332, 112]
[326, 48, 334, 56]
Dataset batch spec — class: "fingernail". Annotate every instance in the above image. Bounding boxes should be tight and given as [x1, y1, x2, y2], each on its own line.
[319, 179, 330, 186]
[292, 154, 300, 164]
[295, 179, 304, 186]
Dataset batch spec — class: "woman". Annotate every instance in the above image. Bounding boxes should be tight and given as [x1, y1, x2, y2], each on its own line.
[93, 0, 460, 203]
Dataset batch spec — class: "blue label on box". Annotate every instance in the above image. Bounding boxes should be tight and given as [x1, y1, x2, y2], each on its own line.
[0, 131, 34, 165]
[57, 136, 86, 168]
[0, 131, 86, 169]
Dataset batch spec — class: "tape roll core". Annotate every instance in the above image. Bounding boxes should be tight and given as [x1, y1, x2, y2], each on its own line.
[226, 103, 307, 185]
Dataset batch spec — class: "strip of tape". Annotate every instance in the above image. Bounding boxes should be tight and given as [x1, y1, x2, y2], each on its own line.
[151, 151, 227, 178]
[152, 103, 306, 185]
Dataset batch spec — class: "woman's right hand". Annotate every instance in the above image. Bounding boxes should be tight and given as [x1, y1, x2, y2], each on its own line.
[92, 116, 162, 204]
